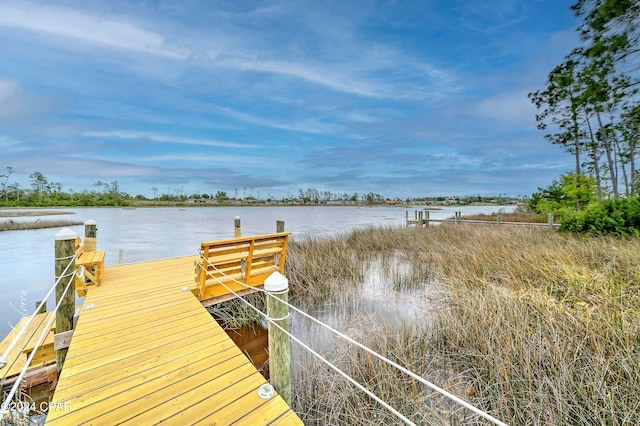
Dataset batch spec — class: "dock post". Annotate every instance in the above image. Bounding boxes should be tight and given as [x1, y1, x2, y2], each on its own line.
[425, 209, 430, 227]
[265, 271, 291, 406]
[276, 220, 285, 233]
[36, 301, 47, 314]
[84, 219, 97, 251]
[405, 210, 408, 227]
[454, 211, 460, 224]
[234, 216, 241, 238]
[547, 213, 554, 228]
[497, 212, 502, 225]
[54, 228, 78, 373]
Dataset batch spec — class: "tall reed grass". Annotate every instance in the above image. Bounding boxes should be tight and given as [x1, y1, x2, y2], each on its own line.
[206, 293, 266, 329]
[286, 225, 640, 425]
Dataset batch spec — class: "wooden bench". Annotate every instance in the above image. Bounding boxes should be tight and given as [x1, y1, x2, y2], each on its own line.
[195, 232, 291, 304]
[75, 236, 106, 297]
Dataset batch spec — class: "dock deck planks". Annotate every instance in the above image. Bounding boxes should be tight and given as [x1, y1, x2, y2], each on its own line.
[45, 256, 301, 425]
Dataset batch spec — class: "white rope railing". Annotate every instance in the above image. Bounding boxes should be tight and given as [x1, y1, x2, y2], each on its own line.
[199, 255, 508, 426]
[201, 262, 415, 425]
[0, 254, 77, 368]
[0, 268, 76, 419]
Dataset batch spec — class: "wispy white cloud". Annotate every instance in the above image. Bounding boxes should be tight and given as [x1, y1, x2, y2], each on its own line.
[0, 77, 61, 123]
[0, 78, 18, 101]
[142, 153, 272, 166]
[455, 0, 530, 33]
[343, 112, 378, 124]
[84, 131, 261, 149]
[0, 1, 186, 58]
[208, 104, 341, 135]
[0, 1, 580, 198]
[0, 135, 24, 151]
[472, 90, 537, 128]
[215, 56, 392, 99]
[212, 51, 460, 101]
[0, 2, 457, 101]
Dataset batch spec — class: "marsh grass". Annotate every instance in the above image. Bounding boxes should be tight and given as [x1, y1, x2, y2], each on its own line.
[287, 225, 640, 425]
[286, 235, 363, 310]
[0, 210, 73, 217]
[0, 219, 83, 232]
[207, 293, 266, 329]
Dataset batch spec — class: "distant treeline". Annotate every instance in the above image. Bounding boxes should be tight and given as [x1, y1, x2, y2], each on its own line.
[0, 170, 522, 208]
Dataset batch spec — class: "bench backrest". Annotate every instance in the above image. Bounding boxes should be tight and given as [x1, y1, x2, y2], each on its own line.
[196, 232, 291, 299]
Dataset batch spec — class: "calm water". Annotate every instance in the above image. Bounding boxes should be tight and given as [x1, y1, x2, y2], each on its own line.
[0, 205, 513, 337]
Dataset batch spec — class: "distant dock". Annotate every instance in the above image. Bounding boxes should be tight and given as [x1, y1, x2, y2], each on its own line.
[406, 210, 560, 229]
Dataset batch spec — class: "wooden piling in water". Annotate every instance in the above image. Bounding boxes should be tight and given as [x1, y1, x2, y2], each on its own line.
[234, 215, 241, 238]
[265, 271, 291, 406]
[84, 219, 97, 251]
[54, 228, 77, 373]
[276, 220, 285, 233]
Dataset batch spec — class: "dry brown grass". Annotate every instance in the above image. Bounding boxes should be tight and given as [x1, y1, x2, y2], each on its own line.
[0, 219, 83, 232]
[286, 225, 640, 425]
[0, 210, 73, 217]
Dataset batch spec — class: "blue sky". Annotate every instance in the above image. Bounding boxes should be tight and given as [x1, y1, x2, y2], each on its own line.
[0, 0, 580, 199]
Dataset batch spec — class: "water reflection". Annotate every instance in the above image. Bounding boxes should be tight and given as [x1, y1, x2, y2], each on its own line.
[225, 252, 437, 379]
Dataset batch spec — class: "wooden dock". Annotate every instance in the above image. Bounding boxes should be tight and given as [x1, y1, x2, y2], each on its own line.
[407, 218, 561, 229]
[45, 252, 301, 424]
[0, 312, 57, 389]
[406, 210, 560, 229]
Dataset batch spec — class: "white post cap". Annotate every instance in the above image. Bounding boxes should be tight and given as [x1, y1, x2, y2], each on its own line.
[55, 228, 78, 241]
[235, 215, 241, 220]
[264, 271, 289, 292]
[84, 219, 97, 225]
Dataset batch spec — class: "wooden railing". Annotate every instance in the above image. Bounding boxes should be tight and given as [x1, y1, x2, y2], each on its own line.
[195, 232, 291, 303]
